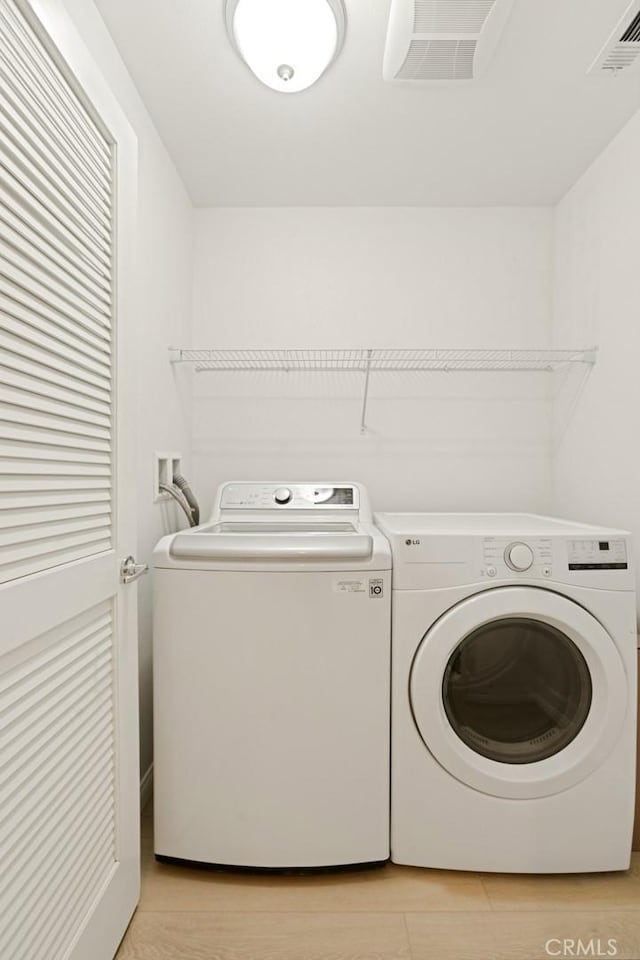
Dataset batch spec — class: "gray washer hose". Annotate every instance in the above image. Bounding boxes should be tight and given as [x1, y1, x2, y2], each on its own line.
[172, 473, 200, 526]
[159, 482, 195, 527]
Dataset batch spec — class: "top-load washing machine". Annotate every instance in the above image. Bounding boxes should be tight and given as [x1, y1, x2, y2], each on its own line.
[375, 512, 637, 873]
[153, 482, 391, 870]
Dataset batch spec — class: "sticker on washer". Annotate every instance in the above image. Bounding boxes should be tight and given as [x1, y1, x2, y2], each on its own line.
[333, 578, 366, 594]
[369, 578, 384, 598]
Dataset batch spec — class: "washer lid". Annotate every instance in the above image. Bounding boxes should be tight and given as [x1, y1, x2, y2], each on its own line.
[410, 586, 627, 799]
[170, 522, 373, 560]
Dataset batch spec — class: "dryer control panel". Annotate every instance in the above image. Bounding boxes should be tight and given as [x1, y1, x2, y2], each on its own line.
[567, 538, 628, 570]
[481, 538, 554, 580]
[479, 537, 629, 580]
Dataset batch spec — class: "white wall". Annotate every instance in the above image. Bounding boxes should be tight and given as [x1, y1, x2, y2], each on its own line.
[553, 108, 640, 610]
[192, 208, 554, 516]
[59, 0, 194, 777]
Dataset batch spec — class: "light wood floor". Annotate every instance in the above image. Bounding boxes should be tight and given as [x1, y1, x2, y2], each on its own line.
[116, 804, 640, 959]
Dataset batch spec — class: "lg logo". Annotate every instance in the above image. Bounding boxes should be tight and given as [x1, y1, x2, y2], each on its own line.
[405, 538, 421, 546]
[545, 939, 618, 957]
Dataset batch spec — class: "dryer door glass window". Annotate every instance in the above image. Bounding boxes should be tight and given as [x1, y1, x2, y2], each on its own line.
[442, 618, 592, 764]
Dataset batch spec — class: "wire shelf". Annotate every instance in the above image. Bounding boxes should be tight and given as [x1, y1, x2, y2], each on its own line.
[169, 347, 597, 433]
[169, 347, 597, 373]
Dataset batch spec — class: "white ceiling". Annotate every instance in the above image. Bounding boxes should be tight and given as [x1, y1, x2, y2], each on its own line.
[94, 0, 640, 206]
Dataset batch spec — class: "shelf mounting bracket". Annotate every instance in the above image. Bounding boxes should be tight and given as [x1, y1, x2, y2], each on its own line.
[360, 350, 373, 435]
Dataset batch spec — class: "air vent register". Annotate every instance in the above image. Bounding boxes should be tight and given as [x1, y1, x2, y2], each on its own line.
[590, 1, 640, 75]
[383, 0, 515, 82]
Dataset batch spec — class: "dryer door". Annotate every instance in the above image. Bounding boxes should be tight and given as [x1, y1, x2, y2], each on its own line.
[410, 586, 627, 799]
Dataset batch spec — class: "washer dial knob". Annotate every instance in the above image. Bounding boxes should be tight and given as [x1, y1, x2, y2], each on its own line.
[505, 541, 534, 572]
[274, 487, 292, 505]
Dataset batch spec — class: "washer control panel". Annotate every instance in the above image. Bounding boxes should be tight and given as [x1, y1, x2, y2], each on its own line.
[481, 538, 553, 579]
[567, 538, 628, 570]
[220, 483, 359, 510]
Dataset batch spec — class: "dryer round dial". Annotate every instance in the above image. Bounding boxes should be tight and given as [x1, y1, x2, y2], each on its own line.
[505, 542, 534, 572]
[274, 487, 292, 504]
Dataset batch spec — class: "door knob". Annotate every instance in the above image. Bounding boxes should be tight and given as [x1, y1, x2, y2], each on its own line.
[120, 555, 148, 584]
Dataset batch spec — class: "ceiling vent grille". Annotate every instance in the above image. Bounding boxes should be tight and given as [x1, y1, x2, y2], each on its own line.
[384, 0, 515, 82]
[589, 2, 640, 74]
[396, 39, 477, 80]
[413, 1, 495, 34]
[621, 9, 640, 41]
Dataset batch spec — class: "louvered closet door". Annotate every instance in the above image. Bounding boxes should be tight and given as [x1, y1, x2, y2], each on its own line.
[0, 1, 140, 959]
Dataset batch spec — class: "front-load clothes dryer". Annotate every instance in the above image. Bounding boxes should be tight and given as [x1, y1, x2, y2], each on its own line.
[375, 512, 637, 873]
[153, 482, 391, 870]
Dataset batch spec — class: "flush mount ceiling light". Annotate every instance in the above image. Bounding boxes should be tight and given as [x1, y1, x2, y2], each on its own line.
[225, 0, 346, 93]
